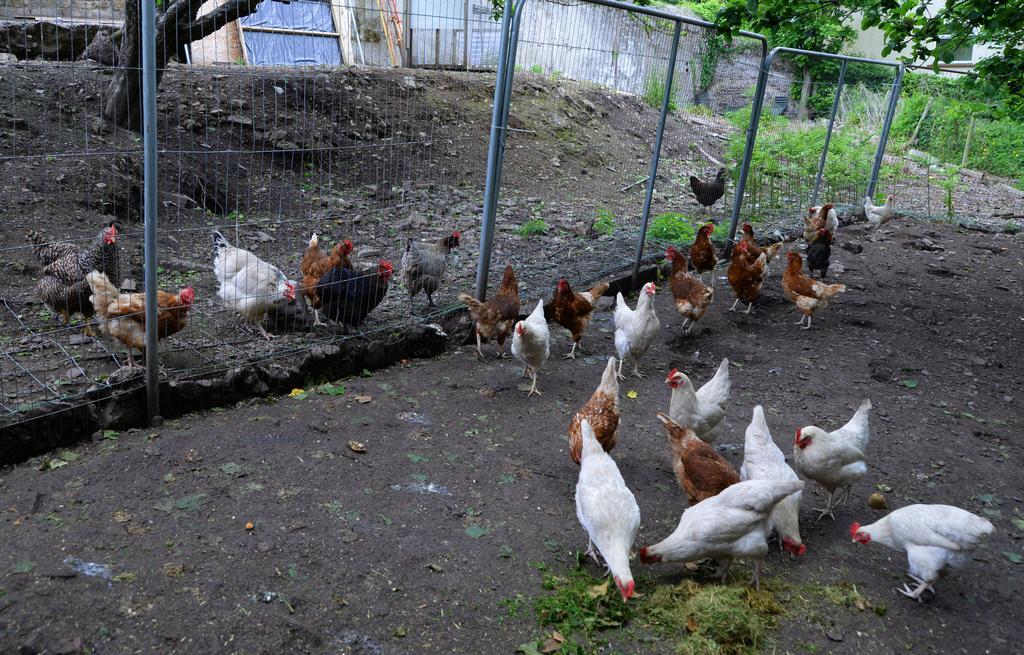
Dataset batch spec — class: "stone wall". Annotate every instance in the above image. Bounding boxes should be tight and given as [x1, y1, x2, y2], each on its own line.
[0, 0, 124, 22]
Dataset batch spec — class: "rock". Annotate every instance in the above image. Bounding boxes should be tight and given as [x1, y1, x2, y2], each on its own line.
[81, 30, 118, 65]
[63, 368, 84, 380]
[68, 333, 91, 346]
[255, 231, 274, 243]
[401, 76, 417, 90]
[355, 246, 380, 259]
[225, 114, 253, 126]
[841, 240, 863, 254]
[0, 52, 17, 63]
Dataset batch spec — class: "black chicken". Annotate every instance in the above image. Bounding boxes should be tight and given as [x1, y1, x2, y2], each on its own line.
[806, 228, 832, 279]
[318, 260, 394, 328]
[689, 168, 728, 219]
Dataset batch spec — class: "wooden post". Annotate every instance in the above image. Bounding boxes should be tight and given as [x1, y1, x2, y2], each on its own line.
[463, 0, 470, 70]
[908, 96, 934, 146]
[961, 115, 976, 168]
[435, 28, 440, 66]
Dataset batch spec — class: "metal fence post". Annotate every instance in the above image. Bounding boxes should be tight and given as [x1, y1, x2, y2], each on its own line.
[474, 0, 526, 300]
[141, 0, 160, 423]
[631, 21, 682, 287]
[725, 48, 776, 258]
[811, 59, 846, 207]
[867, 63, 904, 199]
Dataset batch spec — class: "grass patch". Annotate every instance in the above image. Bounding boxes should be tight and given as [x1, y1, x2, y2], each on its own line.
[643, 71, 677, 112]
[517, 219, 549, 237]
[529, 64, 543, 75]
[519, 564, 887, 653]
[646, 213, 730, 245]
[592, 208, 616, 237]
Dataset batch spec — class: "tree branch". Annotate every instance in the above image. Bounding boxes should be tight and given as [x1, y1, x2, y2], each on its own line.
[183, 0, 264, 43]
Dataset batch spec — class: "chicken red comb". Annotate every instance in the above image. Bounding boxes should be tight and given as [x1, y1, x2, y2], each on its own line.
[342, 239, 354, 252]
[180, 287, 196, 304]
[666, 246, 677, 257]
[794, 428, 801, 444]
[452, 230, 461, 239]
[665, 368, 679, 382]
[849, 522, 861, 538]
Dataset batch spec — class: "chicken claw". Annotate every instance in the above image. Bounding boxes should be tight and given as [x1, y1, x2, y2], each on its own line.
[563, 342, 580, 359]
[728, 298, 740, 312]
[898, 580, 934, 602]
[525, 372, 542, 397]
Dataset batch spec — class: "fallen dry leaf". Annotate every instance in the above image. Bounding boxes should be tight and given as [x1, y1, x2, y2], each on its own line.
[355, 394, 372, 404]
[540, 638, 561, 654]
[348, 441, 367, 453]
[113, 510, 132, 523]
[586, 580, 609, 599]
[626, 390, 638, 399]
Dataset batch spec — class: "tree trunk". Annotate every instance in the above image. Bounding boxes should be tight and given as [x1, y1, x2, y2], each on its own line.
[797, 63, 812, 121]
[103, 0, 264, 130]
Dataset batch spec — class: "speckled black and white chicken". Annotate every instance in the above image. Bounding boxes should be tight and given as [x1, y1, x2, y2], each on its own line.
[28, 223, 120, 336]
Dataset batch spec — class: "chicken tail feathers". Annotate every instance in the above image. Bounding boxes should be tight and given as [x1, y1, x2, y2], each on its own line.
[458, 292, 484, 316]
[588, 280, 610, 300]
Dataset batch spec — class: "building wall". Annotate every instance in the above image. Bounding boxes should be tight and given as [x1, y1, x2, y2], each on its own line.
[0, 0, 123, 23]
[849, 9, 999, 72]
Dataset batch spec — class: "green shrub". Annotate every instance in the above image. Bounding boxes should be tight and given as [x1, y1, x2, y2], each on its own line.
[647, 212, 696, 242]
[529, 64, 543, 75]
[517, 218, 549, 237]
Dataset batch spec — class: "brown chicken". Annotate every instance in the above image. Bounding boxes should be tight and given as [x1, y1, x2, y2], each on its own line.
[727, 239, 767, 314]
[782, 251, 846, 329]
[803, 204, 836, 243]
[689, 223, 717, 284]
[657, 412, 739, 505]
[551, 278, 610, 359]
[458, 264, 521, 359]
[86, 271, 194, 367]
[740, 223, 783, 265]
[301, 232, 354, 326]
[665, 246, 713, 334]
[567, 356, 620, 464]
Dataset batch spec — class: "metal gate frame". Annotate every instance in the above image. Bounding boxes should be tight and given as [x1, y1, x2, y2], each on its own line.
[724, 47, 906, 255]
[472, 0, 771, 297]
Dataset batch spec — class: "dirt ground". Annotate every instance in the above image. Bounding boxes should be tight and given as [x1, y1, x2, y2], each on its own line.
[0, 216, 1021, 654]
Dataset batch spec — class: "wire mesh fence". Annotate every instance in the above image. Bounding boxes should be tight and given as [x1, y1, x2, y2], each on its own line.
[876, 66, 1024, 229]
[728, 50, 903, 242]
[10, 0, 1011, 453]
[480, 0, 771, 310]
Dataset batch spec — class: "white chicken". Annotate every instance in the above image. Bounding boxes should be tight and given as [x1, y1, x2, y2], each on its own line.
[613, 282, 661, 379]
[665, 358, 730, 444]
[740, 406, 805, 557]
[575, 419, 641, 601]
[213, 230, 297, 339]
[639, 478, 804, 589]
[851, 504, 993, 601]
[511, 299, 550, 397]
[793, 399, 872, 521]
[864, 194, 897, 229]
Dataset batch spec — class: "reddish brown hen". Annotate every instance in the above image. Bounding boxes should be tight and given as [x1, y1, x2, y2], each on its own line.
[458, 264, 521, 359]
[551, 278, 610, 359]
[665, 246, 713, 334]
[727, 239, 767, 314]
[567, 356, 620, 464]
[301, 232, 354, 326]
[689, 223, 717, 285]
[657, 412, 739, 505]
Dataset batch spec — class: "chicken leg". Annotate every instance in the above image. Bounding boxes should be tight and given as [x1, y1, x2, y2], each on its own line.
[898, 575, 935, 602]
[312, 308, 326, 328]
[474, 331, 486, 361]
[563, 340, 582, 360]
[632, 361, 645, 378]
[749, 560, 763, 591]
[814, 490, 840, 521]
[525, 370, 542, 397]
[795, 315, 812, 329]
[742, 302, 754, 315]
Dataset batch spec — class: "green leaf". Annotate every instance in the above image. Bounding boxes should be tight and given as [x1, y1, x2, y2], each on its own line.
[10, 561, 35, 574]
[174, 494, 206, 512]
[321, 384, 346, 396]
[103, 430, 120, 440]
[377, 513, 393, 526]
[876, 484, 892, 492]
[499, 545, 513, 559]
[465, 524, 489, 539]
[1012, 517, 1024, 531]
[516, 642, 542, 655]
[407, 453, 428, 463]
[902, 379, 918, 389]
[1002, 551, 1023, 565]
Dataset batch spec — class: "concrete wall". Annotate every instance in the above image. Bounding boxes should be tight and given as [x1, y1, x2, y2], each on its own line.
[0, 0, 123, 22]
